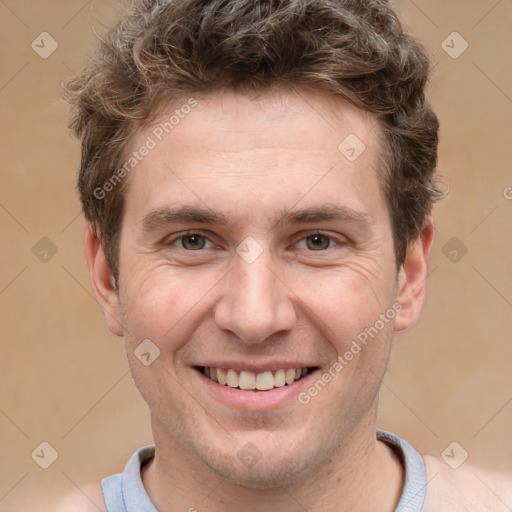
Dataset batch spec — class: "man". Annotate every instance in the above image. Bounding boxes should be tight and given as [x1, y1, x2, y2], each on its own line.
[63, 0, 511, 510]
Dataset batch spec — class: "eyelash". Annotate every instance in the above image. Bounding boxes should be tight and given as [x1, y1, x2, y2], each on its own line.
[166, 230, 345, 252]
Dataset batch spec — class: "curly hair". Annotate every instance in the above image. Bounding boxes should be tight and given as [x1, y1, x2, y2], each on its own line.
[63, 0, 442, 280]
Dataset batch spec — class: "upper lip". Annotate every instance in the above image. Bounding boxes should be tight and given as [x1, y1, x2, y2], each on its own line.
[192, 361, 319, 373]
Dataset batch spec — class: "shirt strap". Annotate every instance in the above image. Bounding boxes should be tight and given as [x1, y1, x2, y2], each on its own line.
[377, 429, 427, 512]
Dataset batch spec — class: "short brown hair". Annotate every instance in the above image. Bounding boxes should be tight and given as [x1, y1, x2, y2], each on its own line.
[64, 0, 442, 280]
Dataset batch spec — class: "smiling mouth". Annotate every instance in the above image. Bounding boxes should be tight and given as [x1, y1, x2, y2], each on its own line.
[195, 366, 318, 391]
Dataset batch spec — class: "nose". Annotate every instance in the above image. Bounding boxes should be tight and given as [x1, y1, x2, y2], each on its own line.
[214, 246, 297, 344]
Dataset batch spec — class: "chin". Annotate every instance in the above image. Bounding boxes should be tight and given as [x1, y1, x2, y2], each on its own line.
[210, 458, 313, 490]
[198, 436, 331, 490]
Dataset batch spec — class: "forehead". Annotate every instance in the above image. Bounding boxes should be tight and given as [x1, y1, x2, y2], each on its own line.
[122, 87, 386, 231]
[144, 87, 379, 153]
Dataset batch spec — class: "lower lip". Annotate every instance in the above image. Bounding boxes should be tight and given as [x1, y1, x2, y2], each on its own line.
[193, 368, 318, 411]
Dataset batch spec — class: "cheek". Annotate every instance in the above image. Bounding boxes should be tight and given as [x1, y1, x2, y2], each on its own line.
[288, 264, 395, 348]
[120, 266, 221, 350]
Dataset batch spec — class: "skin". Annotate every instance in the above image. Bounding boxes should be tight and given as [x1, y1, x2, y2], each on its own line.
[85, 87, 435, 511]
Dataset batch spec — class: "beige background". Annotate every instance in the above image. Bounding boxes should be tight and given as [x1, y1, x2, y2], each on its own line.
[1, 0, 511, 510]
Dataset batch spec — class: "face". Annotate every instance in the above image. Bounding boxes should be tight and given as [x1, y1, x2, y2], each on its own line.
[88, 87, 431, 488]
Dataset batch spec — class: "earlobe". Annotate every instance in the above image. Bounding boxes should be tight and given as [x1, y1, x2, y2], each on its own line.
[394, 216, 434, 332]
[85, 225, 124, 336]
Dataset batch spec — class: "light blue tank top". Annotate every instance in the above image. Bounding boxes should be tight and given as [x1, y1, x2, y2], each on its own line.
[101, 429, 427, 511]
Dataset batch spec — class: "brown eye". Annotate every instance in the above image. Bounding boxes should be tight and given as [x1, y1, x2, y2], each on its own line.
[181, 234, 207, 250]
[305, 234, 332, 250]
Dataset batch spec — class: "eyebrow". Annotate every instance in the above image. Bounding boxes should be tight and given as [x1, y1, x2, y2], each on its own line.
[142, 206, 231, 232]
[275, 204, 371, 230]
[141, 203, 372, 233]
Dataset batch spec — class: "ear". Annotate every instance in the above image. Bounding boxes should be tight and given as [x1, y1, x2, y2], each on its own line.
[85, 224, 124, 336]
[394, 215, 434, 331]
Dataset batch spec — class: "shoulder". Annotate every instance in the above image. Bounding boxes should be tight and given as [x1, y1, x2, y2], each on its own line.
[422, 455, 512, 511]
[54, 481, 106, 512]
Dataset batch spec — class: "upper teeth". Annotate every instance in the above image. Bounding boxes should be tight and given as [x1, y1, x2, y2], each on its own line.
[203, 367, 309, 390]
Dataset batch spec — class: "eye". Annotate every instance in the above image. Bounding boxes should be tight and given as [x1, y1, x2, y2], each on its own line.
[171, 232, 214, 251]
[166, 231, 343, 253]
[295, 232, 342, 251]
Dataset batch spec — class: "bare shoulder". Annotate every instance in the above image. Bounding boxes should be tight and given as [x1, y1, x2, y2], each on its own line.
[54, 481, 106, 512]
[422, 455, 512, 511]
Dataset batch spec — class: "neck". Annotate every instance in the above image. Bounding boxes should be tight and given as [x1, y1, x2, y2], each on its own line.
[142, 410, 404, 512]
